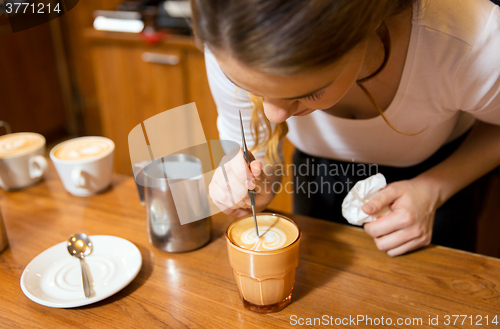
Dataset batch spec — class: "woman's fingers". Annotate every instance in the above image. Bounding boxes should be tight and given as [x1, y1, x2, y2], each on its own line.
[213, 170, 249, 207]
[362, 179, 438, 257]
[364, 209, 412, 238]
[371, 223, 427, 251]
[209, 179, 232, 209]
[362, 185, 399, 214]
[209, 151, 256, 210]
[387, 237, 432, 257]
[226, 169, 250, 204]
[227, 208, 253, 218]
[367, 214, 432, 257]
[217, 200, 252, 217]
[209, 147, 271, 215]
[377, 232, 432, 257]
[250, 160, 262, 180]
[211, 179, 250, 210]
[231, 149, 257, 184]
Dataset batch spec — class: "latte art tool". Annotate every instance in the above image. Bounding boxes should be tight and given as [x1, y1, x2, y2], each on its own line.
[239, 111, 260, 238]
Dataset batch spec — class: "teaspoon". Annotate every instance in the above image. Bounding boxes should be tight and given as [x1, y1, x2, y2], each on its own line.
[67, 233, 93, 298]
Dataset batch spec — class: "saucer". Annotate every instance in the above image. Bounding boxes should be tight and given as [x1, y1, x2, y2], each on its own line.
[20, 235, 142, 308]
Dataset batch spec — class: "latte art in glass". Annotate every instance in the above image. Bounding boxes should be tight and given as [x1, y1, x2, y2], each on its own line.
[229, 215, 299, 251]
[226, 213, 301, 312]
[53, 139, 111, 161]
[240, 226, 288, 251]
[0, 133, 44, 157]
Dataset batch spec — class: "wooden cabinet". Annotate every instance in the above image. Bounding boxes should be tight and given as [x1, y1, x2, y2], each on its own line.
[0, 18, 68, 141]
[85, 30, 218, 176]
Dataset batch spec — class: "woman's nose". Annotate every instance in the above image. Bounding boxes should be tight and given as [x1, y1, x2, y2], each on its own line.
[262, 98, 296, 123]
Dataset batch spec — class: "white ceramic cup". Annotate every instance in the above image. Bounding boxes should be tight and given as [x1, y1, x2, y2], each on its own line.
[50, 136, 115, 196]
[0, 132, 48, 190]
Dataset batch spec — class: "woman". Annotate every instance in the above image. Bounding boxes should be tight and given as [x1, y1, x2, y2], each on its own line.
[191, 0, 500, 256]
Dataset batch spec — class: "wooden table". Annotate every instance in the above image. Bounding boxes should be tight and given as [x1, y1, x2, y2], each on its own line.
[1, 165, 499, 328]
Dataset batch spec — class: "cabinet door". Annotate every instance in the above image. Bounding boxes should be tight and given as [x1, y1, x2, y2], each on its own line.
[90, 44, 186, 175]
[185, 51, 218, 141]
[0, 19, 67, 140]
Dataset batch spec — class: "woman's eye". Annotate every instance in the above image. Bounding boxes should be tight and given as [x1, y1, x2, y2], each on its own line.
[302, 90, 325, 101]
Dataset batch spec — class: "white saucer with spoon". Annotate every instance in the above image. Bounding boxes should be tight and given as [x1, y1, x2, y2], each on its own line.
[20, 235, 142, 308]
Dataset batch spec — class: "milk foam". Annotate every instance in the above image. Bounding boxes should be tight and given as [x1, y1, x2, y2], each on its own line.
[0, 133, 44, 157]
[54, 139, 111, 161]
[240, 226, 288, 250]
[229, 215, 298, 251]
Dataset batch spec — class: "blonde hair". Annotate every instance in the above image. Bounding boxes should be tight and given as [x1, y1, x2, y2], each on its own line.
[248, 93, 288, 165]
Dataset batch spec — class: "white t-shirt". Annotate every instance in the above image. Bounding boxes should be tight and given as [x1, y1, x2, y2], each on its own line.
[205, 0, 500, 167]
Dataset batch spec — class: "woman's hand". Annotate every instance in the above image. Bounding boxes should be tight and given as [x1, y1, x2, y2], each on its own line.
[209, 148, 275, 218]
[362, 178, 441, 257]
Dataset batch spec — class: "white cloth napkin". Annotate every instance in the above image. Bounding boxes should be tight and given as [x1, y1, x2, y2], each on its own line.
[342, 173, 391, 226]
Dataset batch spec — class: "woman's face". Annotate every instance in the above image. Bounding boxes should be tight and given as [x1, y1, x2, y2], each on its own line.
[214, 41, 368, 123]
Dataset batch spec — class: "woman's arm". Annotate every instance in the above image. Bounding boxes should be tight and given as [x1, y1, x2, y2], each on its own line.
[362, 121, 500, 256]
[415, 122, 500, 206]
[205, 48, 281, 217]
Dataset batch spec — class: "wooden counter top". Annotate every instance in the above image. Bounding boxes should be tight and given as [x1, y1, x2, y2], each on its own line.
[1, 164, 499, 328]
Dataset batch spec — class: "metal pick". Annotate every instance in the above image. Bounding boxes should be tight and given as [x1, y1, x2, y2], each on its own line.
[239, 111, 260, 238]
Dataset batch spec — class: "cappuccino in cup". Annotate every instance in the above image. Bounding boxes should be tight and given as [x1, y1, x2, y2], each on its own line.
[0, 133, 44, 157]
[53, 139, 112, 161]
[50, 137, 115, 196]
[226, 213, 301, 313]
[0, 133, 47, 190]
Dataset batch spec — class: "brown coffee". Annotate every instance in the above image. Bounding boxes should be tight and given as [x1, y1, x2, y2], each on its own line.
[53, 139, 111, 161]
[226, 213, 301, 313]
[0, 133, 44, 158]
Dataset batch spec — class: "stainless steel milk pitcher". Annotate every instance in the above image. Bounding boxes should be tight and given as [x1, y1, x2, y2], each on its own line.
[143, 154, 211, 252]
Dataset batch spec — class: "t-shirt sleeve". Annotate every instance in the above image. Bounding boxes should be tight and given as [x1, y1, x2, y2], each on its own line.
[455, 5, 500, 125]
[204, 47, 270, 159]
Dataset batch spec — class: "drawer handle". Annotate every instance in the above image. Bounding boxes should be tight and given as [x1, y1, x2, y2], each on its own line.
[141, 52, 180, 65]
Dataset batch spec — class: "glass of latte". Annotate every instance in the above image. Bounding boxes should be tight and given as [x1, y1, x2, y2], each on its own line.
[0, 132, 47, 190]
[226, 213, 301, 313]
[50, 136, 115, 196]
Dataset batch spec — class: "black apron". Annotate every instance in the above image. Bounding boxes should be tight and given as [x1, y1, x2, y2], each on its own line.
[292, 131, 490, 252]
